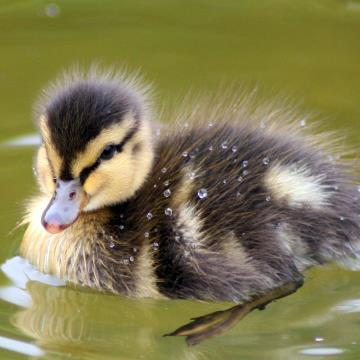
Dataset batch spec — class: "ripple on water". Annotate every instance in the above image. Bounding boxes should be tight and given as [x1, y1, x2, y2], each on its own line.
[1, 133, 41, 147]
[333, 299, 360, 313]
[0, 336, 44, 357]
[299, 347, 345, 356]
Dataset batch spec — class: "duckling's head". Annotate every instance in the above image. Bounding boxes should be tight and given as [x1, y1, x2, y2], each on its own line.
[35, 68, 154, 234]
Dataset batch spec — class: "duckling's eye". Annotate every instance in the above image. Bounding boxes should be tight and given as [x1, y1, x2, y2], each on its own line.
[99, 144, 117, 161]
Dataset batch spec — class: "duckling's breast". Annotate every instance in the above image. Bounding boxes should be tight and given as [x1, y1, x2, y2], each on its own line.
[20, 194, 163, 298]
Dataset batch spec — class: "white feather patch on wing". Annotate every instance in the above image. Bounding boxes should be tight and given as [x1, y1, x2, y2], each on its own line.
[265, 163, 331, 209]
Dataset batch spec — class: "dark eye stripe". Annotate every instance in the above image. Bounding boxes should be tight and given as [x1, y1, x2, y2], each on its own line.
[79, 124, 139, 185]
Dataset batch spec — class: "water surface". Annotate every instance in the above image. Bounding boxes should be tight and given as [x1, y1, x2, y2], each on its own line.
[0, 1, 360, 359]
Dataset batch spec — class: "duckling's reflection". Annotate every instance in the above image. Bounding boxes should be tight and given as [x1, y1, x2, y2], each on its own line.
[10, 281, 208, 360]
[5, 263, 360, 359]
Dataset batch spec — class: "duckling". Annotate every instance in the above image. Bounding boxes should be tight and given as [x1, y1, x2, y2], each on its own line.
[20, 67, 360, 344]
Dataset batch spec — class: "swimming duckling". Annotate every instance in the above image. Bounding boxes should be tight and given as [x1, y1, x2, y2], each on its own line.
[21, 67, 360, 344]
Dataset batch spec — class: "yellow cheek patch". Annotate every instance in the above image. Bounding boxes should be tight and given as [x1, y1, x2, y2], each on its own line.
[83, 171, 108, 196]
[71, 116, 136, 177]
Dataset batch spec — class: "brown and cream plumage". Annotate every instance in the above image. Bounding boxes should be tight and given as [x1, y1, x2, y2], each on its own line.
[20, 67, 360, 344]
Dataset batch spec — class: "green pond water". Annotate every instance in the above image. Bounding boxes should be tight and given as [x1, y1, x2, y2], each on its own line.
[0, 0, 360, 359]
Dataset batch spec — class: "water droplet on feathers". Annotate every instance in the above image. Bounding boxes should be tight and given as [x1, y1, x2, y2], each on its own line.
[163, 189, 171, 198]
[221, 141, 228, 149]
[299, 119, 306, 127]
[165, 208, 173, 216]
[262, 157, 270, 165]
[197, 188, 208, 199]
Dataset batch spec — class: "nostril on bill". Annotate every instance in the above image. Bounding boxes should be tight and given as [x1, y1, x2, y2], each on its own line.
[69, 191, 76, 200]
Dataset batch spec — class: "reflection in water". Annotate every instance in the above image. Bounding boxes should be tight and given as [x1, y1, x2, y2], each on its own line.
[0, 259, 206, 359]
[11, 284, 208, 360]
[0, 260, 359, 359]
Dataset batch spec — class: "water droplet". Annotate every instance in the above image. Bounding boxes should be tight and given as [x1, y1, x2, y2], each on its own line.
[266, 196, 271, 202]
[237, 176, 243, 182]
[340, 216, 345, 221]
[242, 170, 249, 176]
[146, 212, 153, 220]
[182, 151, 188, 157]
[236, 191, 241, 197]
[242, 160, 249, 168]
[333, 185, 339, 191]
[123, 259, 129, 265]
[197, 188, 208, 199]
[164, 180, 170, 186]
[32, 167, 37, 176]
[119, 225, 124, 230]
[174, 235, 181, 242]
[144, 232, 149, 238]
[189, 172, 196, 180]
[208, 145, 213, 151]
[221, 141, 228, 149]
[222, 179, 227, 184]
[315, 336, 324, 342]
[161, 167, 167, 173]
[299, 119, 306, 127]
[262, 157, 270, 165]
[133, 247, 138, 252]
[153, 184, 157, 188]
[208, 122, 214, 128]
[165, 208, 173, 216]
[152, 242, 159, 250]
[163, 189, 171, 198]
[109, 241, 115, 249]
[232, 145, 238, 153]
[357, 186, 360, 193]
[129, 256, 134, 262]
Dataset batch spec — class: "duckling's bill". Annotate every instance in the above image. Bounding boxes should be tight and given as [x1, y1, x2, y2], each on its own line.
[41, 179, 88, 234]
